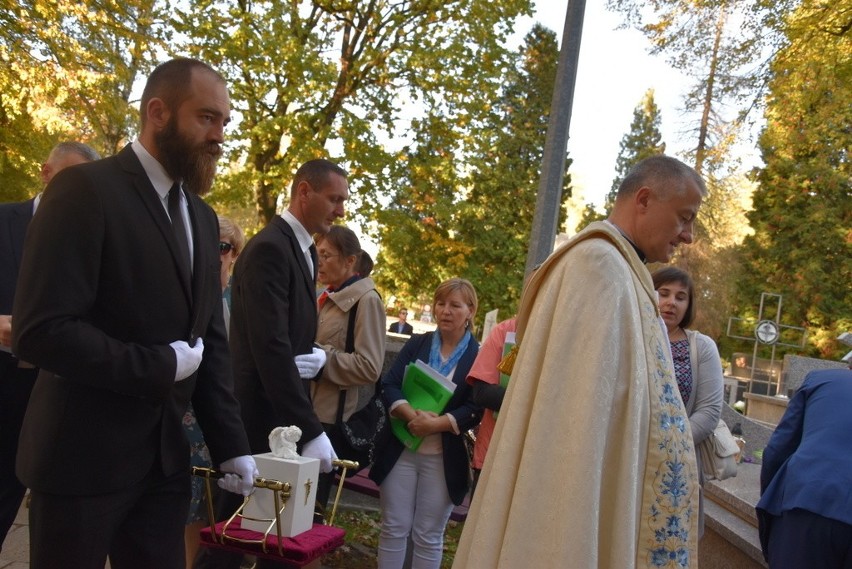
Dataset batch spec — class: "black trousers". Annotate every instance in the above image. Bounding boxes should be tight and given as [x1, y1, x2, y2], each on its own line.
[28, 465, 190, 569]
[766, 508, 852, 569]
[0, 357, 37, 551]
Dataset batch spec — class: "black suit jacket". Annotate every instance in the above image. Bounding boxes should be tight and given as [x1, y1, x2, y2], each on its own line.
[388, 321, 413, 335]
[0, 199, 33, 314]
[1, 198, 33, 379]
[229, 216, 324, 453]
[12, 145, 250, 495]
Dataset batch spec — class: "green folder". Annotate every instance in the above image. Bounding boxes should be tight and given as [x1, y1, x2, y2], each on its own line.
[498, 331, 516, 389]
[390, 359, 457, 451]
[494, 331, 516, 419]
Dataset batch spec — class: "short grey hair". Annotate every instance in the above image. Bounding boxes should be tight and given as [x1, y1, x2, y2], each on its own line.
[617, 155, 706, 199]
[50, 141, 101, 163]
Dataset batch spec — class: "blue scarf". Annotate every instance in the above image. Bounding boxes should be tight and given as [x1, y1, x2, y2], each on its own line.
[428, 329, 472, 377]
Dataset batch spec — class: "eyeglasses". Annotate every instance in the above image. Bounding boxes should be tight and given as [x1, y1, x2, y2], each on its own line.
[318, 253, 340, 262]
[219, 242, 234, 254]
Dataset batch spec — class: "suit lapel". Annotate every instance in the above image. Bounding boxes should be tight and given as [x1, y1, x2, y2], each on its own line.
[272, 217, 315, 298]
[117, 145, 193, 303]
[186, 193, 207, 339]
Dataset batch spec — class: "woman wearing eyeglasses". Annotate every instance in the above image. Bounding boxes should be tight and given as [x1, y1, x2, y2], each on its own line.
[310, 225, 386, 517]
[183, 216, 245, 568]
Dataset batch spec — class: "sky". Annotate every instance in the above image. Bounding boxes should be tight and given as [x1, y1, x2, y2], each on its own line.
[520, 1, 694, 209]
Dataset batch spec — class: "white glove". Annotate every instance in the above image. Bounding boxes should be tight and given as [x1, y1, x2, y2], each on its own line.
[294, 347, 327, 379]
[170, 338, 204, 382]
[301, 432, 337, 473]
[218, 455, 258, 497]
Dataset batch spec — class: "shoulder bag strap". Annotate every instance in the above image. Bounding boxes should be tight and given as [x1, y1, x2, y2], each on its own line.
[336, 302, 360, 424]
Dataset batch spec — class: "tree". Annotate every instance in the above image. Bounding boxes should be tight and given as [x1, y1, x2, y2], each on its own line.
[0, 0, 171, 199]
[372, 112, 471, 305]
[734, 0, 852, 360]
[175, 0, 533, 226]
[458, 24, 569, 322]
[605, 0, 778, 342]
[575, 88, 665, 231]
[374, 24, 570, 326]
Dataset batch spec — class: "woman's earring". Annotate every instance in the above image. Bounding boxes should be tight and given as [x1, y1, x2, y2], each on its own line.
[465, 319, 470, 329]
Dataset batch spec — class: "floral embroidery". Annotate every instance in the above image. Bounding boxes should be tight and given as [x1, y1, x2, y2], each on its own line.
[641, 300, 697, 568]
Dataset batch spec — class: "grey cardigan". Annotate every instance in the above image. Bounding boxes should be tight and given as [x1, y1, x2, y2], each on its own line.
[684, 329, 725, 446]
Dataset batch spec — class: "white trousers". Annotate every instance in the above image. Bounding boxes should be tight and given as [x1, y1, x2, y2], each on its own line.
[377, 450, 454, 569]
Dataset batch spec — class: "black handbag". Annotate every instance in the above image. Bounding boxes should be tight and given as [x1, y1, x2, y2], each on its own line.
[331, 302, 390, 470]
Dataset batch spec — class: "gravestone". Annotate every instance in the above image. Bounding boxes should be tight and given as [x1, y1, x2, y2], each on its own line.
[781, 354, 846, 394]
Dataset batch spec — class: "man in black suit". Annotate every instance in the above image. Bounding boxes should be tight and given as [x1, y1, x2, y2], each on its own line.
[388, 307, 414, 335]
[0, 141, 100, 552]
[195, 159, 348, 569]
[11, 58, 256, 569]
[229, 159, 348, 466]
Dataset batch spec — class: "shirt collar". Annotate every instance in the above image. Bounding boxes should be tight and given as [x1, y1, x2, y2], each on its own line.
[131, 139, 175, 199]
[605, 220, 646, 263]
[280, 209, 314, 254]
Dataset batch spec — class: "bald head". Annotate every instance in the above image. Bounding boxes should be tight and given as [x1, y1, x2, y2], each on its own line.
[41, 142, 101, 186]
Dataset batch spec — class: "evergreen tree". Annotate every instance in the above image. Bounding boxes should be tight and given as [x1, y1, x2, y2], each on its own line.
[575, 88, 665, 232]
[733, 0, 852, 360]
[374, 24, 569, 326]
[456, 23, 569, 325]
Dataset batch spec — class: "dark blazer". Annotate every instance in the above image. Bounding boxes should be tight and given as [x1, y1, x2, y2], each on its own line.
[0, 199, 33, 314]
[229, 216, 324, 453]
[388, 321, 413, 335]
[11, 145, 250, 495]
[757, 368, 852, 556]
[369, 332, 481, 505]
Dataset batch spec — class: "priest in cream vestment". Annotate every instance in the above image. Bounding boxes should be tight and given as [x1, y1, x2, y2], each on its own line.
[453, 156, 706, 569]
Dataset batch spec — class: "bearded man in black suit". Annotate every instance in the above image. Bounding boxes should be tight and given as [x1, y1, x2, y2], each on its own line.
[12, 58, 256, 569]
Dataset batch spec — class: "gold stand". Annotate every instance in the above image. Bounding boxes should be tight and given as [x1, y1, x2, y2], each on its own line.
[192, 459, 359, 556]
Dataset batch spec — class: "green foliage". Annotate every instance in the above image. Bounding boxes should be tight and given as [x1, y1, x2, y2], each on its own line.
[734, 0, 852, 359]
[575, 88, 665, 232]
[0, 0, 170, 199]
[174, 0, 533, 226]
[610, 89, 666, 200]
[457, 24, 569, 323]
[0, 93, 55, 202]
[373, 113, 471, 304]
[374, 24, 570, 325]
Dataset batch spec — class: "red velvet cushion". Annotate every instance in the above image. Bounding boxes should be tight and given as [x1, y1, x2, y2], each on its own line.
[199, 518, 346, 566]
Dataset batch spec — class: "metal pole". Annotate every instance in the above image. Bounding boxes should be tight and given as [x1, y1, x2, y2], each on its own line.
[524, 0, 586, 275]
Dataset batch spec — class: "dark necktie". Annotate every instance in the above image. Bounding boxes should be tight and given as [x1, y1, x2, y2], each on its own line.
[168, 183, 192, 285]
[309, 243, 318, 282]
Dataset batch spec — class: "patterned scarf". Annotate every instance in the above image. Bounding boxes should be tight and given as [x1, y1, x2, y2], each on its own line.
[428, 329, 471, 377]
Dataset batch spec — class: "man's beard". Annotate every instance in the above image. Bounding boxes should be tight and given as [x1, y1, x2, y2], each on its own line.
[155, 117, 222, 196]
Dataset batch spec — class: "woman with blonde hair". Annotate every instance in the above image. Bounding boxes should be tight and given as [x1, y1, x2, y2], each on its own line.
[370, 278, 481, 569]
